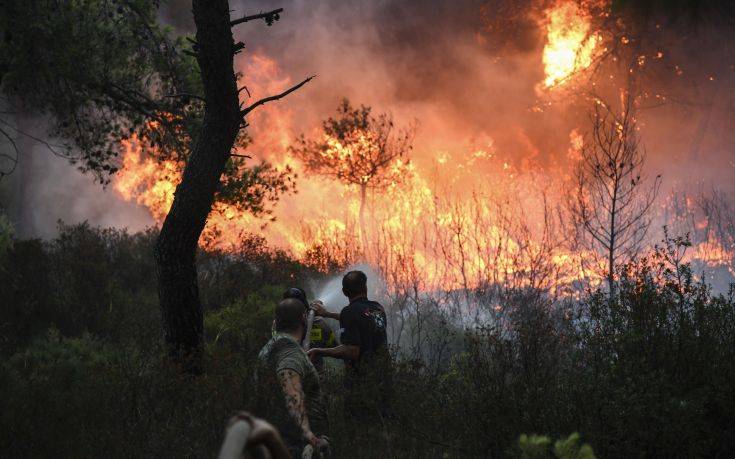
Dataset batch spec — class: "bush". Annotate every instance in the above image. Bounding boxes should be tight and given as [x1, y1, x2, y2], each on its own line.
[1, 228, 734, 457]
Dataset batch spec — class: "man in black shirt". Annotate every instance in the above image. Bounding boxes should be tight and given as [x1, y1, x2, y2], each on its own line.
[308, 270, 390, 417]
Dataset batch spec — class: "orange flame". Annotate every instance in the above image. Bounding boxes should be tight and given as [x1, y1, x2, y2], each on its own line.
[112, 40, 733, 295]
[541, 1, 602, 88]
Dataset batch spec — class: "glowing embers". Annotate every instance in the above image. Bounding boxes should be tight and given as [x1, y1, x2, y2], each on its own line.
[541, 1, 602, 88]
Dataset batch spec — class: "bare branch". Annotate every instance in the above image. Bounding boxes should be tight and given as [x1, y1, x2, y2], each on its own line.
[164, 93, 206, 102]
[0, 124, 19, 179]
[230, 8, 283, 27]
[240, 75, 315, 118]
[0, 117, 73, 160]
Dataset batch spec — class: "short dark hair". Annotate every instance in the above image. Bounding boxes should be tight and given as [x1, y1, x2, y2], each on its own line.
[275, 298, 306, 332]
[283, 287, 309, 308]
[342, 270, 368, 298]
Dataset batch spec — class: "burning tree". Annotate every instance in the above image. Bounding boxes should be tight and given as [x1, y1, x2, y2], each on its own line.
[569, 96, 661, 297]
[291, 99, 414, 246]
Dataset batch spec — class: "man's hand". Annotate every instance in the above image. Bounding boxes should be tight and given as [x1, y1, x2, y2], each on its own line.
[306, 348, 321, 362]
[309, 344, 359, 362]
[310, 300, 326, 316]
[220, 412, 290, 459]
[305, 431, 330, 451]
[245, 415, 280, 448]
[311, 301, 340, 320]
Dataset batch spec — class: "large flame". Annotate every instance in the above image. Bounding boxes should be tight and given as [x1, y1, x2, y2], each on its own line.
[542, 1, 602, 88]
[112, 7, 734, 295]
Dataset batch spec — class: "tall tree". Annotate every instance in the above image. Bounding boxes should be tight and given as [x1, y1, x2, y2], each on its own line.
[0, 1, 311, 365]
[155, 2, 311, 367]
[291, 99, 413, 247]
[569, 95, 661, 297]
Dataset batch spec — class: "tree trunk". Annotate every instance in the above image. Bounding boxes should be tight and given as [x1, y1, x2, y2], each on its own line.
[359, 183, 367, 252]
[608, 176, 619, 303]
[154, 0, 240, 370]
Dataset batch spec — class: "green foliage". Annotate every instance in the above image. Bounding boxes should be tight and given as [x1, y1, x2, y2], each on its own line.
[204, 286, 281, 356]
[0, 213, 12, 256]
[519, 434, 552, 458]
[0, 1, 295, 217]
[519, 433, 595, 459]
[0, 327, 253, 457]
[0, 0, 199, 180]
[1, 229, 734, 457]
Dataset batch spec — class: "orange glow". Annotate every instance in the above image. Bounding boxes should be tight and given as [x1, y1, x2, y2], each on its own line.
[541, 1, 602, 88]
[111, 22, 733, 295]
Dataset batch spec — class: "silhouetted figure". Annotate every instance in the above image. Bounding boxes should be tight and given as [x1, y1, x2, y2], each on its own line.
[308, 270, 391, 419]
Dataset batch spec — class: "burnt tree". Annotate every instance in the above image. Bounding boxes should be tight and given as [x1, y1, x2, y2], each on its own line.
[569, 95, 661, 298]
[291, 99, 414, 249]
[155, 2, 311, 367]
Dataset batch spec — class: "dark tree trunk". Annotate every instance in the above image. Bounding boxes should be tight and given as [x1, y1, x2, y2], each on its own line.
[154, 0, 240, 369]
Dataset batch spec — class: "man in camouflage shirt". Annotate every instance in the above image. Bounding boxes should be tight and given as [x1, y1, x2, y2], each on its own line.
[257, 298, 329, 457]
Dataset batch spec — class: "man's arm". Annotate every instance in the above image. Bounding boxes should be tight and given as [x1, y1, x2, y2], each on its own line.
[308, 344, 359, 362]
[277, 369, 319, 446]
[219, 412, 290, 459]
[311, 301, 340, 320]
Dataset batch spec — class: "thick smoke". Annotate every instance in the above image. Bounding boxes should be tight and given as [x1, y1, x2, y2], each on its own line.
[0, 117, 153, 238]
[230, 0, 734, 196]
[3, 0, 734, 242]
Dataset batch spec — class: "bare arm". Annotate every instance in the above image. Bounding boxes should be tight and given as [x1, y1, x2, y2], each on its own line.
[311, 301, 340, 320]
[308, 344, 359, 362]
[220, 412, 290, 459]
[277, 369, 317, 445]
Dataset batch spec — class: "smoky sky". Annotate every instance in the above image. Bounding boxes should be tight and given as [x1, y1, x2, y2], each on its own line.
[221, 0, 734, 183]
[4, 0, 735, 237]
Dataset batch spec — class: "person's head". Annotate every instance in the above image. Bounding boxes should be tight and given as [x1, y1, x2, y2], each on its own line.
[283, 287, 309, 309]
[342, 270, 368, 300]
[274, 298, 307, 334]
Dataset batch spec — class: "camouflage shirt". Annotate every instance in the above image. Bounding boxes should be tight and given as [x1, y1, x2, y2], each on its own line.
[257, 333, 327, 444]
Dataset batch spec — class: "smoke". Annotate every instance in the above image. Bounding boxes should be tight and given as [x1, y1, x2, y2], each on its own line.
[0, 116, 153, 238]
[310, 263, 386, 314]
[231, 0, 570, 163]
[4, 0, 734, 250]
[228, 0, 734, 184]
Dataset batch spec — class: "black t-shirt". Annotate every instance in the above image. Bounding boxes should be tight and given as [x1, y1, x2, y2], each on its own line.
[339, 297, 388, 369]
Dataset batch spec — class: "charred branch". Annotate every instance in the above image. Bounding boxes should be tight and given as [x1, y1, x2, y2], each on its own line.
[165, 92, 206, 102]
[230, 8, 283, 27]
[240, 75, 315, 118]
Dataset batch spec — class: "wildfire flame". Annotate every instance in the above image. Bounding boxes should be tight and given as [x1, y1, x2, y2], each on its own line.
[541, 1, 602, 88]
[112, 7, 734, 296]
